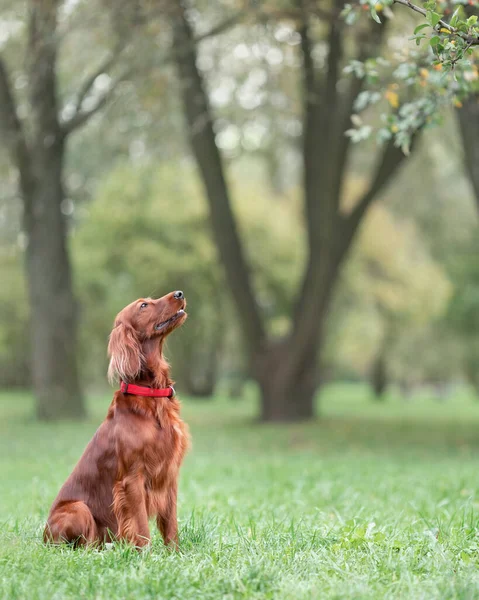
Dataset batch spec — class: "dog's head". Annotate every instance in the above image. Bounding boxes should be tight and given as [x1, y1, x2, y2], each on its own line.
[107, 291, 187, 384]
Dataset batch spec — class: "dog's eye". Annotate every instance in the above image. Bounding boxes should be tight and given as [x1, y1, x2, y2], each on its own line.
[140, 302, 148, 309]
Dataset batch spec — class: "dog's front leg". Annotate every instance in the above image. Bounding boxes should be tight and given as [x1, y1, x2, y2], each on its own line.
[113, 474, 150, 548]
[156, 481, 178, 548]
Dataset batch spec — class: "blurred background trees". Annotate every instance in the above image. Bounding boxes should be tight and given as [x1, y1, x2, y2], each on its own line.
[0, 0, 478, 421]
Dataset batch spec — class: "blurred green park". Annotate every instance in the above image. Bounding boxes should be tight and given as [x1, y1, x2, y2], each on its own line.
[1, 0, 479, 598]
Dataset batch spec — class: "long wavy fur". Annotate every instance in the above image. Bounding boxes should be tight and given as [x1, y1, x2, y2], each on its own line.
[107, 322, 144, 384]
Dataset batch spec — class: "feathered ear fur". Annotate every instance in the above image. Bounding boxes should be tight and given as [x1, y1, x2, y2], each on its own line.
[107, 322, 143, 385]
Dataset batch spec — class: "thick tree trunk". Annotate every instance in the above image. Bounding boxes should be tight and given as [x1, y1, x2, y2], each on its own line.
[254, 337, 320, 421]
[254, 256, 337, 421]
[24, 1, 85, 419]
[1, 0, 126, 419]
[23, 139, 84, 419]
[171, 3, 411, 422]
[371, 353, 388, 400]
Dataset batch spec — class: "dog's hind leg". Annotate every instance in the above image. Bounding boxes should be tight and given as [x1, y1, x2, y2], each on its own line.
[44, 501, 98, 547]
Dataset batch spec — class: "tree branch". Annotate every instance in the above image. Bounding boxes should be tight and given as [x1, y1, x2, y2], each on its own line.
[393, 0, 479, 45]
[70, 43, 126, 119]
[287, 3, 347, 372]
[299, 18, 315, 98]
[297, 1, 345, 288]
[27, 0, 62, 148]
[259, 4, 332, 23]
[299, 0, 346, 259]
[299, 12, 322, 249]
[61, 68, 130, 134]
[287, 135, 414, 376]
[331, 19, 388, 207]
[289, 9, 393, 374]
[341, 136, 413, 245]
[0, 58, 27, 162]
[322, 3, 343, 120]
[0, 56, 33, 195]
[61, 9, 247, 136]
[195, 9, 245, 42]
[171, 2, 266, 354]
[314, 0, 344, 219]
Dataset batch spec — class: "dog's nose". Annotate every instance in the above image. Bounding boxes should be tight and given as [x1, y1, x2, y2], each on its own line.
[173, 290, 184, 300]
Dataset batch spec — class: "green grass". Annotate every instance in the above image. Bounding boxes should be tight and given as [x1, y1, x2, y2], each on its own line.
[2, 384, 479, 599]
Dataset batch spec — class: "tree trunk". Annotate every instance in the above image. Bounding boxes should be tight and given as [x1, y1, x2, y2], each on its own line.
[456, 94, 479, 212]
[456, 2, 479, 213]
[464, 352, 479, 400]
[23, 0, 85, 419]
[255, 337, 320, 421]
[371, 352, 388, 400]
[23, 139, 84, 419]
[255, 253, 340, 421]
[171, 2, 412, 422]
[1, 0, 129, 420]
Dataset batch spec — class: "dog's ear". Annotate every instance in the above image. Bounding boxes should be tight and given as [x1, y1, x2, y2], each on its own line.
[107, 321, 143, 385]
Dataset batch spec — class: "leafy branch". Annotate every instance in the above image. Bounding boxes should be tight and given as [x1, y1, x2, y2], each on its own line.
[395, 0, 479, 47]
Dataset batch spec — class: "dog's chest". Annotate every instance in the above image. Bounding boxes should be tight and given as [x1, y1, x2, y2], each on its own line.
[143, 420, 189, 517]
[145, 419, 189, 489]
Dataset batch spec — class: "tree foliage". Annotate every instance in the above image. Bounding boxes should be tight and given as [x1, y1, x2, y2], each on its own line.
[343, 0, 478, 151]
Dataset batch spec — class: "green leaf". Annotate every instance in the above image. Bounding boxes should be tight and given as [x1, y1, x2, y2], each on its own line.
[414, 23, 430, 34]
[370, 6, 381, 24]
[426, 10, 443, 27]
[430, 35, 440, 46]
[450, 8, 461, 28]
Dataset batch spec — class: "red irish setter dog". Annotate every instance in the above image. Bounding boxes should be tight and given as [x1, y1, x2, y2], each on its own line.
[44, 291, 190, 548]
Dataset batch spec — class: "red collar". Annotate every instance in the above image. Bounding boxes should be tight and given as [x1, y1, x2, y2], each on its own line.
[120, 381, 175, 398]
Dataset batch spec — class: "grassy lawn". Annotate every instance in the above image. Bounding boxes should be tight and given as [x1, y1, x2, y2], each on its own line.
[1, 384, 479, 599]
